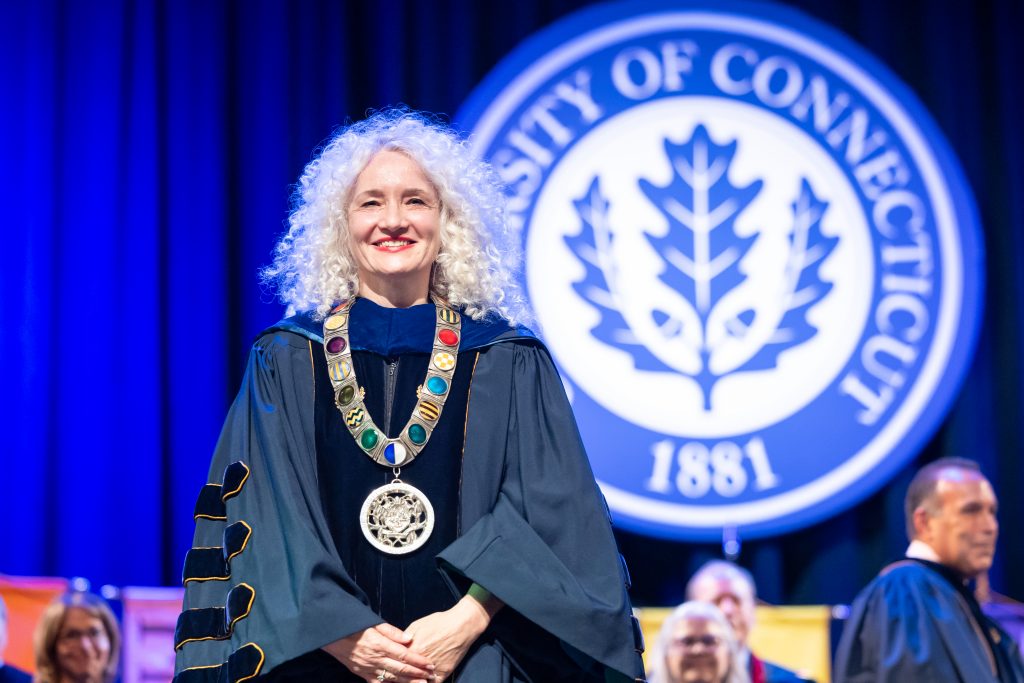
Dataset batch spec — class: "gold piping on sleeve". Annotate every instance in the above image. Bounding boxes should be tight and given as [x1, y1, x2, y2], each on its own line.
[182, 521, 253, 585]
[220, 463, 251, 501]
[225, 521, 253, 563]
[178, 642, 265, 683]
[194, 484, 227, 521]
[233, 643, 266, 683]
[174, 583, 256, 650]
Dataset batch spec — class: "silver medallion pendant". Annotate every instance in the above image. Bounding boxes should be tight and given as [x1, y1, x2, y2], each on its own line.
[359, 481, 435, 555]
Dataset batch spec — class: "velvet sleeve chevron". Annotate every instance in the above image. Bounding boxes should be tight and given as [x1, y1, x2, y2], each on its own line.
[174, 331, 382, 682]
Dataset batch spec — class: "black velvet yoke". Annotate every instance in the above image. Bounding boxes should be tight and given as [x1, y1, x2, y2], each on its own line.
[312, 346, 475, 629]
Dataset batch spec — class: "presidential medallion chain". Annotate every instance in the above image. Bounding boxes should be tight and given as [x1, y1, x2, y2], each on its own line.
[323, 300, 462, 554]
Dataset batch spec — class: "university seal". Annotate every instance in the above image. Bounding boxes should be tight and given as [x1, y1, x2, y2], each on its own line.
[458, 0, 983, 540]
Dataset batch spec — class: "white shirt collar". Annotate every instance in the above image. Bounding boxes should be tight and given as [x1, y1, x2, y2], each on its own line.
[905, 539, 942, 562]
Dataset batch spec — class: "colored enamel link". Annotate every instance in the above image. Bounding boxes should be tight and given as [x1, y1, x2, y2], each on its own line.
[323, 301, 461, 469]
[418, 401, 440, 421]
[359, 428, 379, 451]
[328, 360, 352, 382]
[326, 336, 347, 354]
[383, 441, 408, 466]
[408, 423, 427, 444]
[324, 314, 347, 330]
[337, 384, 356, 405]
[432, 352, 455, 371]
[426, 376, 448, 395]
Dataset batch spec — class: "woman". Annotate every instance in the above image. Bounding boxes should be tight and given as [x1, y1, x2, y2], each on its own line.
[648, 602, 748, 683]
[173, 110, 644, 683]
[33, 592, 119, 683]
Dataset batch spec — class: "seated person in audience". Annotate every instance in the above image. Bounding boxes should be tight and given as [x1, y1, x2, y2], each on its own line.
[0, 595, 31, 683]
[32, 592, 120, 683]
[687, 561, 814, 683]
[648, 601, 750, 683]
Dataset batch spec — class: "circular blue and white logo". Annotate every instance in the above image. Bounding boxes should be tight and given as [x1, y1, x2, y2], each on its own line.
[458, 0, 983, 540]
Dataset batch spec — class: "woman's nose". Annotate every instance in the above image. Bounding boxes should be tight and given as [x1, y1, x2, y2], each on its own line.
[381, 201, 405, 228]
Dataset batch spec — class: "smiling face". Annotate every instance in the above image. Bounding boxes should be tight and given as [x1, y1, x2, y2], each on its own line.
[54, 607, 111, 683]
[665, 616, 731, 683]
[346, 149, 442, 307]
[917, 469, 999, 577]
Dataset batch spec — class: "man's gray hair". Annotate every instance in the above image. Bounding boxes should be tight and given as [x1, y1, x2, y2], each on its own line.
[686, 560, 757, 600]
[904, 456, 983, 540]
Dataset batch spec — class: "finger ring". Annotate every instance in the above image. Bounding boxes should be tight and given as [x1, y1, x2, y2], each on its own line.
[377, 672, 387, 682]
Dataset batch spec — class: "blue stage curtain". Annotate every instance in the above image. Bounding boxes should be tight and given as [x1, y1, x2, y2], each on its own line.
[0, 0, 1022, 609]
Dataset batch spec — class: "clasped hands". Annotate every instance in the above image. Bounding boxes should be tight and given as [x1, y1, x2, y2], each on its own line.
[322, 594, 499, 683]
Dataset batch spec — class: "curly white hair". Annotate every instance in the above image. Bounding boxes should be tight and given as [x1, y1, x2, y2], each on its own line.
[262, 108, 532, 324]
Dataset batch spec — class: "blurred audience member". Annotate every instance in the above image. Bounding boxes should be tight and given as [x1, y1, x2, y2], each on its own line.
[649, 601, 749, 683]
[834, 457, 1024, 682]
[0, 595, 31, 683]
[687, 561, 813, 682]
[32, 593, 119, 683]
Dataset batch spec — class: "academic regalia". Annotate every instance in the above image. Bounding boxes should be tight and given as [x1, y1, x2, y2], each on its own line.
[173, 299, 645, 683]
[833, 558, 1024, 683]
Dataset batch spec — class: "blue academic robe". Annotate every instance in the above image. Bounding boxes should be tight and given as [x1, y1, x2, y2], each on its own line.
[173, 300, 645, 682]
[834, 559, 1024, 683]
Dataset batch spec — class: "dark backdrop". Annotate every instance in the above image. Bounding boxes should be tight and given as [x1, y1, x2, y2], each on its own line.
[0, 0, 1021, 609]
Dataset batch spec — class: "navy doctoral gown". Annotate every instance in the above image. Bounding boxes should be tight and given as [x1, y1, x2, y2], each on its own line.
[173, 300, 645, 682]
[834, 559, 1024, 683]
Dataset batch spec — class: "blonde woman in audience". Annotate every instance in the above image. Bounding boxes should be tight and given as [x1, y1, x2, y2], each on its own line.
[32, 593, 119, 683]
